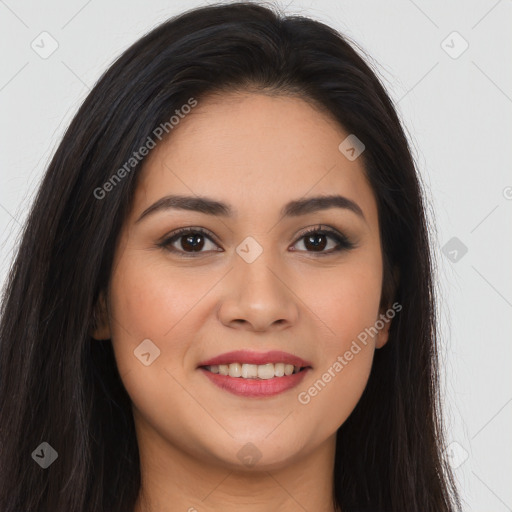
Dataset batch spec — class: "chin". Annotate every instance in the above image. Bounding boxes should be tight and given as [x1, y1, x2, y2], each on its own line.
[203, 432, 309, 472]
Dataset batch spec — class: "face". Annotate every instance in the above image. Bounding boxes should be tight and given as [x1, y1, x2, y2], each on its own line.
[93, 92, 392, 472]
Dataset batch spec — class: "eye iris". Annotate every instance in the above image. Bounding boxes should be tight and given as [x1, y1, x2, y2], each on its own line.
[304, 233, 327, 251]
[181, 233, 205, 252]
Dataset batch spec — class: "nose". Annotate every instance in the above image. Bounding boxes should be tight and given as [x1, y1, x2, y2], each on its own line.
[217, 251, 300, 333]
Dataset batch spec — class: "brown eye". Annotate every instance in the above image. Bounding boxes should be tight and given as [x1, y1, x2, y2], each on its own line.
[179, 232, 206, 252]
[302, 232, 329, 251]
[291, 226, 355, 255]
[160, 228, 221, 256]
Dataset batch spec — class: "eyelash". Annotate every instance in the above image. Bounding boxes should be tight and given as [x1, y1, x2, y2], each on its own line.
[158, 225, 356, 258]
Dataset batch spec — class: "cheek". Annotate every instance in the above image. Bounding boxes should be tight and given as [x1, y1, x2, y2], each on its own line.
[106, 253, 192, 379]
[106, 255, 206, 436]
[108, 251, 216, 348]
[296, 344, 374, 442]
[293, 255, 382, 430]
[297, 253, 383, 350]
[295, 283, 379, 439]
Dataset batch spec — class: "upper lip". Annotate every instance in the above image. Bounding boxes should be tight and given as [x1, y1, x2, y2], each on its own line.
[197, 350, 312, 368]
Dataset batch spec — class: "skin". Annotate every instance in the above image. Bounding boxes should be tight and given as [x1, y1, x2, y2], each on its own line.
[92, 92, 394, 512]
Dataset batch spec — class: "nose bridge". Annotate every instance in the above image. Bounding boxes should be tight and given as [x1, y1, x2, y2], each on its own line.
[234, 234, 286, 299]
[217, 234, 299, 331]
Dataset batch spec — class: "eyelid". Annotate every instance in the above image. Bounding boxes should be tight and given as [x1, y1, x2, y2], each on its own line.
[158, 226, 220, 245]
[295, 224, 345, 240]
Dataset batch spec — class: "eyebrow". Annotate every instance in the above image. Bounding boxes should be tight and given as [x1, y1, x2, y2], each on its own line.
[135, 194, 366, 223]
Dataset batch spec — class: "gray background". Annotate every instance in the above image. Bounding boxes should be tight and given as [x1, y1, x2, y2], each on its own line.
[1, 0, 511, 509]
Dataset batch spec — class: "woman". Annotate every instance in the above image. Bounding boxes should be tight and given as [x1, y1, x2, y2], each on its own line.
[0, 2, 462, 511]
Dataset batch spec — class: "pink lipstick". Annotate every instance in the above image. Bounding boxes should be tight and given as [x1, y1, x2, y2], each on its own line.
[197, 350, 312, 398]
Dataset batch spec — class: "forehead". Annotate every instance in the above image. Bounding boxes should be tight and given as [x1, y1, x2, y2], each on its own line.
[133, 92, 378, 226]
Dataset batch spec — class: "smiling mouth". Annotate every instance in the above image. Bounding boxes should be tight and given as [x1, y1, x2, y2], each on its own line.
[202, 362, 308, 379]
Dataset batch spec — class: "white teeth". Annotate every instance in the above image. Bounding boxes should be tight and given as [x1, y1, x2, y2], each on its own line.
[205, 362, 305, 379]
[228, 363, 242, 377]
[257, 363, 275, 380]
[274, 363, 285, 377]
[241, 364, 258, 378]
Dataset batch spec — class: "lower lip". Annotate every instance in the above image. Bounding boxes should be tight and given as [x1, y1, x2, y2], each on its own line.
[199, 367, 310, 398]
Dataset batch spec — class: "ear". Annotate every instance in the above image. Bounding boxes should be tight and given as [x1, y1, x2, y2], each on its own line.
[375, 313, 392, 349]
[375, 266, 400, 349]
[90, 290, 111, 340]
